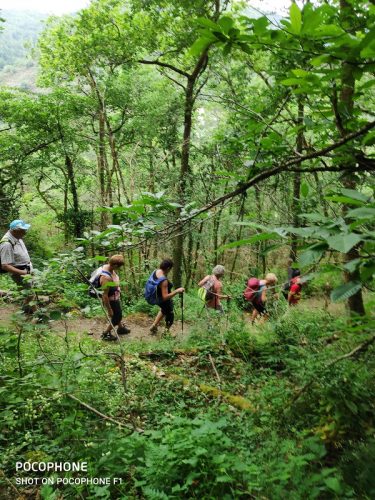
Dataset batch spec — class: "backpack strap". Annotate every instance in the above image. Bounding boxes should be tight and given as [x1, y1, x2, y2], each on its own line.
[0, 237, 15, 248]
[100, 270, 112, 278]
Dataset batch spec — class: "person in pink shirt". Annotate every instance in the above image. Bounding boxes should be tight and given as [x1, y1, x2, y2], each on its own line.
[198, 265, 231, 312]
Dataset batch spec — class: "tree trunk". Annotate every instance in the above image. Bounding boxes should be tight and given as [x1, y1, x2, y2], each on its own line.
[338, 0, 365, 316]
[289, 98, 304, 261]
[65, 154, 83, 238]
[173, 71, 203, 286]
[97, 110, 109, 229]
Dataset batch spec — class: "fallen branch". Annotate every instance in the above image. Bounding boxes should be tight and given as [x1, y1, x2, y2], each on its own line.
[136, 356, 254, 411]
[0, 469, 22, 497]
[138, 348, 200, 360]
[209, 353, 222, 386]
[66, 393, 143, 433]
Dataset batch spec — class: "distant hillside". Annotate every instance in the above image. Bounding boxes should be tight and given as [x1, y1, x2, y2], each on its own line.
[0, 10, 47, 89]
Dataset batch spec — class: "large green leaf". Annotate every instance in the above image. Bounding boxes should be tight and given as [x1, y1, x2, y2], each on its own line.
[196, 17, 218, 31]
[331, 281, 362, 303]
[301, 182, 309, 198]
[346, 207, 375, 219]
[343, 258, 361, 273]
[218, 16, 234, 35]
[218, 232, 279, 251]
[298, 243, 328, 267]
[325, 195, 364, 206]
[341, 189, 370, 203]
[189, 37, 212, 56]
[326, 233, 362, 253]
[290, 3, 302, 34]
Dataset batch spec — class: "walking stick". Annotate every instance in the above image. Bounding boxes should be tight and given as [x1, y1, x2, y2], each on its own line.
[225, 297, 231, 332]
[180, 292, 184, 334]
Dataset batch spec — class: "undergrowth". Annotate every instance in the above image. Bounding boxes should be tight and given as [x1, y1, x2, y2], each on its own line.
[0, 302, 374, 499]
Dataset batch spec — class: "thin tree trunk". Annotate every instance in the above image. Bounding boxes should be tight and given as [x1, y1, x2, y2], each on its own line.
[289, 98, 304, 261]
[338, 0, 365, 315]
[172, 48, 210, 287]
[173, 79, 195, 287]
[65, 154, 83, 238]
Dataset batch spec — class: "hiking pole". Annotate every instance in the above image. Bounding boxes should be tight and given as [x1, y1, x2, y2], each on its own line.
[225, 297, 231, 332]
[180, 292, 184, 334]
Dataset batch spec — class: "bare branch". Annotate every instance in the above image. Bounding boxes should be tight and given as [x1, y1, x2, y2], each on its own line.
[66, 393, 142, 432]
[159, 70, 186, 90]
[138, 59, 189, 78]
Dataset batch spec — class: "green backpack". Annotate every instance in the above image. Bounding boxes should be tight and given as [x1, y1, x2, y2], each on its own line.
[198, 276, 215, 302]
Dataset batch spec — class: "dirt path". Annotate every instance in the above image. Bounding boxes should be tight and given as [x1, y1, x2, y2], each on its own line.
[52, 312, 187, 343]
[0, 304, 187, 343]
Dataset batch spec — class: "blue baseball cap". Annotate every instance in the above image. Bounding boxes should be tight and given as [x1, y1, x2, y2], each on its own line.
[9, 219, 31, 231]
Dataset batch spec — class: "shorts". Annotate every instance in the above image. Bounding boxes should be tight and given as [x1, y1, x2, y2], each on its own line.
[252, 300, 266, 315]
[160, 299, 174, 328]
[110, 300, 122, 326]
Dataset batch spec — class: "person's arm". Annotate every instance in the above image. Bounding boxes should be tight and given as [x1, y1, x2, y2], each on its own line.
[198, 275, 209, 287]
[261, 287, 267, 303]
[215, 283, 231, 300]
[160, 280, 184, 301]
[0, 243, 27, 276]
[1, 263, 28, 276]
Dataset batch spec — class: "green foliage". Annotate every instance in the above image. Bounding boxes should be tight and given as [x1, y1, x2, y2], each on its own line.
[1, 307, 373, 498]
[1, 1, 375, 496]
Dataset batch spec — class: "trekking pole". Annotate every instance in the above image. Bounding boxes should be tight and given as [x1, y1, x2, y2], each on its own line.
[180, 292, 184, 334]
[225, 296, 231, 332]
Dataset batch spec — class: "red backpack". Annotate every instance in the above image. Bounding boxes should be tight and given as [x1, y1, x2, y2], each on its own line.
[244, 278, 261, 303]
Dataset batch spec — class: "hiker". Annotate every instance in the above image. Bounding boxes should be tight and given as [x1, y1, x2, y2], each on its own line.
[0, 220, 34, 312]
[282, 258, 295, 300]
[288, 270, 302, 306]
[145, 259, 184, 335]
[243, 273, 278, 323]
[198, 265, 231, 313]
[90, 254, 130, 341]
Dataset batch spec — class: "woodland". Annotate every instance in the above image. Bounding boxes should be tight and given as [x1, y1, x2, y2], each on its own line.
[0, 0, 375, 498]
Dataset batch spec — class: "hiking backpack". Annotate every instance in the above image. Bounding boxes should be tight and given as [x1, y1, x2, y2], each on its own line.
[144, 272, 167, 305]
[0, 237, 15, 274]
[243, 277, 261, 303]
[197, 276, 215, 302]
[88, 267, 112, 298]
[290, 277, 302, 294]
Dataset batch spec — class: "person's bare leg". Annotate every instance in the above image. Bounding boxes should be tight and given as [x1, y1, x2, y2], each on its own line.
[150, 311, 164, 333]
[251, 309, 259, 324]
[102, 321, 115, 335]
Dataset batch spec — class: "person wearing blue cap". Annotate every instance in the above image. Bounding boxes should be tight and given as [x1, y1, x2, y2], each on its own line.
[0, 220, 33, 286]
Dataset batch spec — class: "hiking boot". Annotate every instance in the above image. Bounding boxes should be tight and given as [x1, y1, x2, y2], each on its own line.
[149, 325, 158, 335]
[117, 325, 131, 335]
[101, 332, 117, 341]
